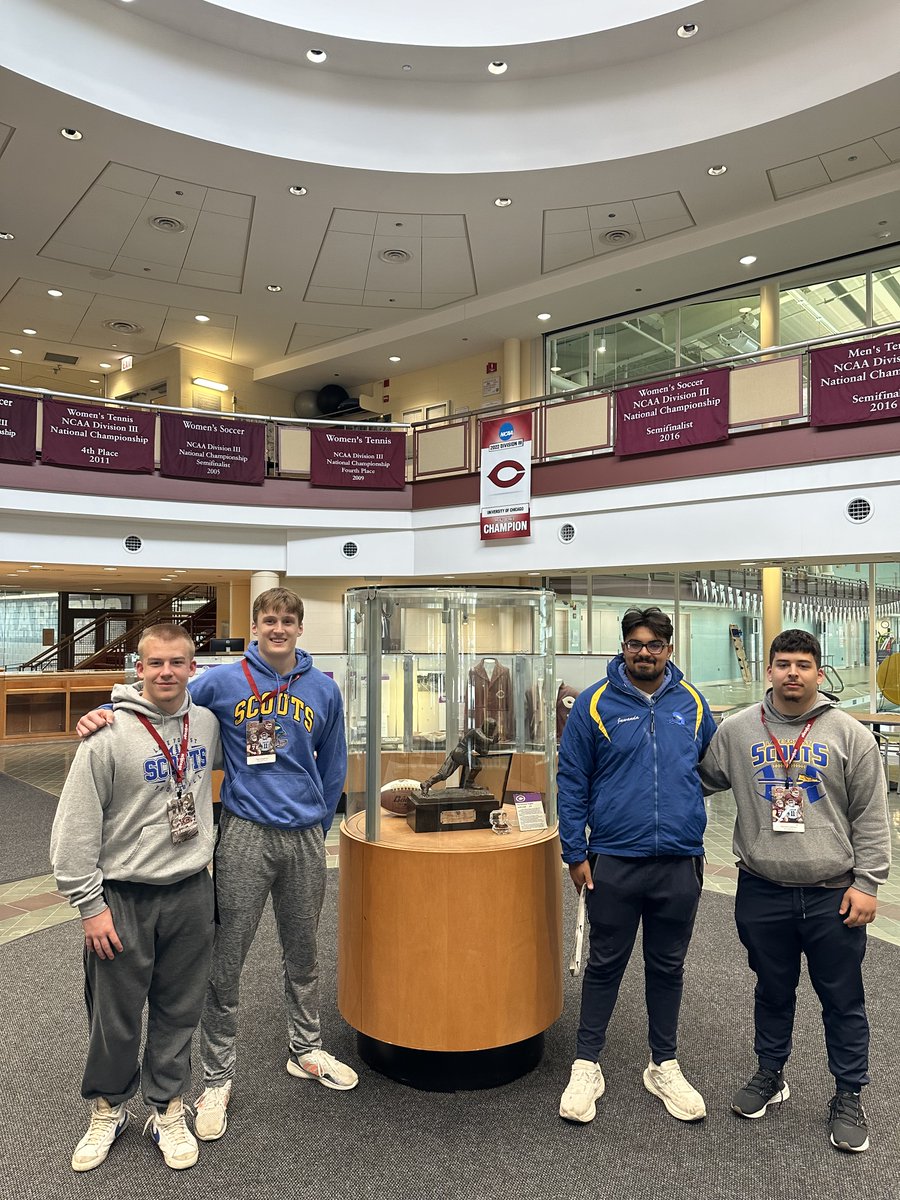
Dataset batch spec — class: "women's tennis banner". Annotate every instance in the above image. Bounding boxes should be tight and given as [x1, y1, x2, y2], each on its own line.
[309, 428, 406, 488]
[0, 392, 37, 464]
[41, 398, 154, 472]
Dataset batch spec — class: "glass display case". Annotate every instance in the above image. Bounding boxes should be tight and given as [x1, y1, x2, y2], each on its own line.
[339, 585, 562, 1087]
[344, 585, 556, 843]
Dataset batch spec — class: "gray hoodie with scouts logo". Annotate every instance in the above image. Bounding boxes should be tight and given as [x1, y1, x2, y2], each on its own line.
[699, 691, 890, 895]
[50, 683, 221, 918]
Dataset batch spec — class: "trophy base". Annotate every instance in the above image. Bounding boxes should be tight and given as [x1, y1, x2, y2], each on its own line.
[357, 1031, 544, 1091]
[406, 787, 497, 833]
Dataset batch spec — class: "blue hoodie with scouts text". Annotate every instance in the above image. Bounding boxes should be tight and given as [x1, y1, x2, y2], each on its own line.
[558, 655, 716, 862]
[188, 641, 347, 832]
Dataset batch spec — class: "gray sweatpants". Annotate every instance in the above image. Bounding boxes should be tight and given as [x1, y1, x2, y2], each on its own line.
[199, 810, 326, 1085]
[82, 870, 215, 1109]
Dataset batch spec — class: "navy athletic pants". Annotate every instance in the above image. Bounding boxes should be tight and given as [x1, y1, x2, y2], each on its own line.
[576, 853, 703, 1064]
[734, 869, 869, 1092]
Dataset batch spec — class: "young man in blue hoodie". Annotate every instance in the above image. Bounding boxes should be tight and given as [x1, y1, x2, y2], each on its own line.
[557, 606, 715, 1127]
[78, 587, 355, 1142]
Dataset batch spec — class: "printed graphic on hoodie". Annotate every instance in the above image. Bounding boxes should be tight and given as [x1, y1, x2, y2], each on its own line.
[232, 689, 316, 733]
[749, 737, 828, 804]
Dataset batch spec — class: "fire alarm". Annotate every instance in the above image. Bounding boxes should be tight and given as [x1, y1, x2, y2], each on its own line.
[485, 362, 498, 373]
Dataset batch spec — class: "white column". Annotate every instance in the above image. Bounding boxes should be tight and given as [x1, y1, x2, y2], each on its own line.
[250, 571, 280, 623]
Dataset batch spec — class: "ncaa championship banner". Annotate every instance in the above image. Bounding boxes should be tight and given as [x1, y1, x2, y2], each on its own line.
[479, 411, 533, 541]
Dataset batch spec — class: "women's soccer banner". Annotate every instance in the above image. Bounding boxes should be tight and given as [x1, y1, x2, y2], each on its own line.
[41, 398, 154, 472]
[160, 413, 266, 484]
[809, 332, 900, 426]
[614, 368, 730, 456]
[0, 392, 37, 464]
[479, 411, 533, 540]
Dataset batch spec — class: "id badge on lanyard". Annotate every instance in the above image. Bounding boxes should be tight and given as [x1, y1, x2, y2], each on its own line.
[242, 659, 287, 765]
[759, 708, 815, 834]
[136, 713, 199, 844]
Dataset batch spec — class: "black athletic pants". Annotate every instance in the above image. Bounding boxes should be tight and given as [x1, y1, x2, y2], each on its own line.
[735, 869, 869, 1092]
[575, 853, 703, 1064]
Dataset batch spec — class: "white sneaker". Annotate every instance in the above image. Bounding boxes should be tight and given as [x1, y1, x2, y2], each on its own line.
[643, 1059, 706, 1121]
[287, 1049, 359, 1091]
[143, 1097, 199, 1169]
[71, 1098, 130, 1172]
[559, 1059, 606, 1123]
[194, 1080, 231, 1141]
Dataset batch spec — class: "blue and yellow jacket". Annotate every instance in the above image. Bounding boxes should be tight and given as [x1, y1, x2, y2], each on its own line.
[558, 656, 715, 862]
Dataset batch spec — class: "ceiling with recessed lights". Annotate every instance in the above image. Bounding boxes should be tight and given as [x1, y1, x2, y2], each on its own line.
[0, 0, 899, 402]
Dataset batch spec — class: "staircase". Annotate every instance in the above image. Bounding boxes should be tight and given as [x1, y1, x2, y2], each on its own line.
[19, 586, 217, 671]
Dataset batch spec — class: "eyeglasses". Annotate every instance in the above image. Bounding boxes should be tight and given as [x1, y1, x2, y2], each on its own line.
[623, 639, 668, 654]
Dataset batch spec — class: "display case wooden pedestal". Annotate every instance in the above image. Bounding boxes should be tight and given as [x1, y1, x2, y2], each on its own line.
[338, 809, 563, 1090]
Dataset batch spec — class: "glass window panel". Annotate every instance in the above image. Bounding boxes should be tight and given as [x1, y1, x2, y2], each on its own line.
[780, 274, 867, 343]
[680, 296, 760, 365]
[872, 266, 900, 329]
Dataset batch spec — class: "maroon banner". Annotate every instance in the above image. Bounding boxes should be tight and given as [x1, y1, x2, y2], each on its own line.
[615, 368, 730, 456]
[0, 392, 37, 464]
[810, 332, 900, 427]
[309, 428, 406, 489]
[160, 413, 265, 485]
[41, 398, 154, 472]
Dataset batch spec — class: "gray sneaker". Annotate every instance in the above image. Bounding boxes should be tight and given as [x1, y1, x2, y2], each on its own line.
[194, 1080, 231, 1142]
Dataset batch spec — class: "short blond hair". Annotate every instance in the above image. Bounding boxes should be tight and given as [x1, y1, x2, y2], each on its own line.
[137, 623, 196, 660]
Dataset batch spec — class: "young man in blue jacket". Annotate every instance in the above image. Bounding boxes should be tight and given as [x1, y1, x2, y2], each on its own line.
[78, 587, 356, 1142]
[558, 606, 715, 1125]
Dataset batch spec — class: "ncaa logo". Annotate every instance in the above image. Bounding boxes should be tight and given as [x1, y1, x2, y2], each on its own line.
[499, 421, 514, 442]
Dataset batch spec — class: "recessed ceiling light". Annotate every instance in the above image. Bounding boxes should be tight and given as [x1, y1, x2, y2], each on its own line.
[60, 127, 83, 140]
[739, 306, 752, 314]
[676, 22, 699, 38]
[9, 348, 22, 356]
[0, 365, 10, 371]
[739, 255, 757, 265]
[103, 567, 117, 571]
[401, 64, 412, 71]
[388, 355, 401, 363]
[99, 362, 112, 369]
[494, 197, 512, 208]
[195, 314, 210, 323]
[266, 284, 282, 292]
[89, 378, 100, 383]
[22, 328, 37, 336]
[288, 186, 308, 196]
[92, 587, 101, 592]
[0, 231, 14, 240]
[47, 288, 63, 297]
[488, 60, 508, 75]
[537, 312, 552, 321]
[707, 164, 727, 176]
[306, 48, 327, 63]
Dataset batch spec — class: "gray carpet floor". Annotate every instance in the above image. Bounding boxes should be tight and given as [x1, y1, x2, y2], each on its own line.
[0, 773, 56, 883]
[1, 876, 898, 1200]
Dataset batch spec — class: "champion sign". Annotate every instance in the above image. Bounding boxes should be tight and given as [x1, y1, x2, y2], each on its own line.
[479, 412, 534, 541]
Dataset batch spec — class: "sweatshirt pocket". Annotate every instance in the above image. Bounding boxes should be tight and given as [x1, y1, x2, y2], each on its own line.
[744, 824, 854, 885]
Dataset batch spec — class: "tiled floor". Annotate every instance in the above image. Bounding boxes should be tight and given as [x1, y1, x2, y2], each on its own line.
[3, 717, 898, 947]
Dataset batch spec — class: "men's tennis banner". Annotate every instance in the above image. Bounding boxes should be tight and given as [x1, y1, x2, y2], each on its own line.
[479, 411, 533, 541]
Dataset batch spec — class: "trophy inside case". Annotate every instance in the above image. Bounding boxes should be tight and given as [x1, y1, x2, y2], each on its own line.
[344, 586, 556, 843]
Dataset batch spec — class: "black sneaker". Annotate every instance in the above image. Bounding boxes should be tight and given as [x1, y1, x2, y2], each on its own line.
[732, 1067, 790, 1118]
[828, 1091, 869, 1152]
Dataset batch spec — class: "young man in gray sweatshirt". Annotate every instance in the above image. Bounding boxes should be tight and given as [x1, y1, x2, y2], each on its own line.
[699, 629, 890, 1153]
[51, 624, 220, 1173]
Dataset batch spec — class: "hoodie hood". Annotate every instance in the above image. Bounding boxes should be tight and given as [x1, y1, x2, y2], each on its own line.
[111, 681, 191, 722]
[762, 687, 837, 725]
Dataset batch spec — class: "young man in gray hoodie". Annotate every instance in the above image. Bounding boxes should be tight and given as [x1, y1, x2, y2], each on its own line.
[699, 629, 890, 1153]
[51, 624, 220, 1173]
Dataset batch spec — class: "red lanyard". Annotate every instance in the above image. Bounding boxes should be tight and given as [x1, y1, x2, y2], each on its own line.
[137, 713, 190, 789]
[759, 707, 817, 784]
[242, 658, 290, 704]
